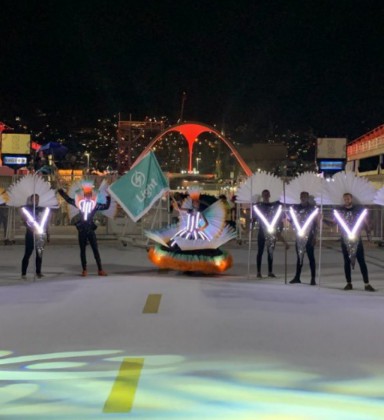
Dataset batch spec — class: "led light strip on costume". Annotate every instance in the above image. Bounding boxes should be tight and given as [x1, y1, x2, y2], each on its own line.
[289, 207, 319, 237]
[78, 198, 96, 221]
[21, 207, 50, 234]
[253, 204, 282, 234]
[333, 208, 368, 240]
[171, 213, 210, 245]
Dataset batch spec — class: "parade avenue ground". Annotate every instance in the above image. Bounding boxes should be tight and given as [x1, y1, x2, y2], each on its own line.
[1, 229, 384, 419]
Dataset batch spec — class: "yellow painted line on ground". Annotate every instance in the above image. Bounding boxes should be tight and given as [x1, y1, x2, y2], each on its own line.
[103, 358, 144, 413]
[142, 293, 162, 313]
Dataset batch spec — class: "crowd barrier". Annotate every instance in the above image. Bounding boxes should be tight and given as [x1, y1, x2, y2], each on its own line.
[1, 175, 384, 246]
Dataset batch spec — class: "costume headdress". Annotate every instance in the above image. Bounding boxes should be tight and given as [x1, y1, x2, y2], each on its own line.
[188, 186, 202, 201]
[178, 186, 203, 211]
[7, 174, 58, 208]
[81, 181, 94, 195]
[315, 171, 376, 205]
[373, 186, 384, 206]
[282, 172, 322, 204]
[236, 171, 283, 203]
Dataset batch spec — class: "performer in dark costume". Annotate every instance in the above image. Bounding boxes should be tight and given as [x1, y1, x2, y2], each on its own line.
[7, 174, 58, 280]
[320, 171, 376, 292]
[236, 170, 288, 279]
[20, 194, 50, 279]
[289, 191, 318, 285]
[58, 182, 111, 277]
[335, 193, 374, 291]
[254, 189, 288, 278]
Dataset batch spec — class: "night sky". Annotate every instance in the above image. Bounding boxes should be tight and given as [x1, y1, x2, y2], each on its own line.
[1, 0, 384, 140]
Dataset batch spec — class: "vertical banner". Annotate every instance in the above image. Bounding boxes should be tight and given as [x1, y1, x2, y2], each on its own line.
[108, 152, 169, 222]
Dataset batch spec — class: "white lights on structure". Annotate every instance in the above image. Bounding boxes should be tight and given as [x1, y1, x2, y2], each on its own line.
[171, 213, 210, 245]
[289, 207, 319, 237]
[333, 208, 368, 240]
[78, 199, 96, 221]
[253, 205, 282, 234]
[21, 207, 50, 234]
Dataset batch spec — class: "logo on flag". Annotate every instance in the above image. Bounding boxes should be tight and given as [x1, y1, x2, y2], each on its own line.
[108, 152, 169, 222]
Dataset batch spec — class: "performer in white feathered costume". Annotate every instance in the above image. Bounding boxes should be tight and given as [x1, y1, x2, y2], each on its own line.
[283, 172, 322, 285]
[58, 179, 116, 277]
[318, 171, 376, 291]
[7, 174, 58, 279]
[236, 171, 288, 278]
[145, 187, 236, 273]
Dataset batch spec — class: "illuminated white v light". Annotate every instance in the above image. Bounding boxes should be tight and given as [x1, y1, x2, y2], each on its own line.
[22, 207, 50, 234]
[289, 207, 319, 237]
[333, 208, 368, 240]
[79, 199, 96, 221]
[253, 205, 282, 233]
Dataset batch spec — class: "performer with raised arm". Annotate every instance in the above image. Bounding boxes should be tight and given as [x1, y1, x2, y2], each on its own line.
[7, 174, 58, 280]
[320, 172, 376, 291]
[58, 180, 113, 277]
[145, 187, 236, 274]
[283, 172, 322, 286]
[236, 171, 288, 279]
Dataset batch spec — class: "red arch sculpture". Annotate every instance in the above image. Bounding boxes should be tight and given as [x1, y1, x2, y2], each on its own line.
[133, 122, 252, 176]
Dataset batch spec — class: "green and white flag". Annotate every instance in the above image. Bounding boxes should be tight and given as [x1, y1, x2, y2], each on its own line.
[108, 152, 169, 222]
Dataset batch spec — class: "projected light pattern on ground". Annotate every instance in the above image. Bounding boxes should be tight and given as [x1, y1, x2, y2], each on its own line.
[0, 350, 384, 419]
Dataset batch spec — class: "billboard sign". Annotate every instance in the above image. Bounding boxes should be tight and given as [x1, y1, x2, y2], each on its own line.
[316, 138, 347, 159]
[1, 133, 31, 154]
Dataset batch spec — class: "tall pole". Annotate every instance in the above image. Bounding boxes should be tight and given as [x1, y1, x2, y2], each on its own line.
[283, 179, 287, 285]
[247, 175, 253, 279]
[178, 92, 187, 123]
[317, 177, 324, 287]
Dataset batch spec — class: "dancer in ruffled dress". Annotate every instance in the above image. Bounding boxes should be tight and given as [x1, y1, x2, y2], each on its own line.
[145, 188, 236, 274]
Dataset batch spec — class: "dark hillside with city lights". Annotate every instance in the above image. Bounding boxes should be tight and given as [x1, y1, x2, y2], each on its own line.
[0, 1, 383, 173]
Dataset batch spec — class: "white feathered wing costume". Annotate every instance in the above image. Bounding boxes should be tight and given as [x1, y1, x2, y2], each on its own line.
[236, 170, 283, 203]
[7, 174, 58, 208]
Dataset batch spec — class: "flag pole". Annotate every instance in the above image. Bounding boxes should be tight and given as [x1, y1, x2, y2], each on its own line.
[247, 175, 253, 279]
[317, 176, 324, 287]
[283, 178, 287, 285]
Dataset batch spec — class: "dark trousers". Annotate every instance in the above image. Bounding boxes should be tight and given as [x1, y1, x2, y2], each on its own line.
[257, 232, 273, 273]
[294, 241, 316, 280]
[78, 230, 102, 271]
[341, 239, 369, 284]
[22, 230, 42, 275]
